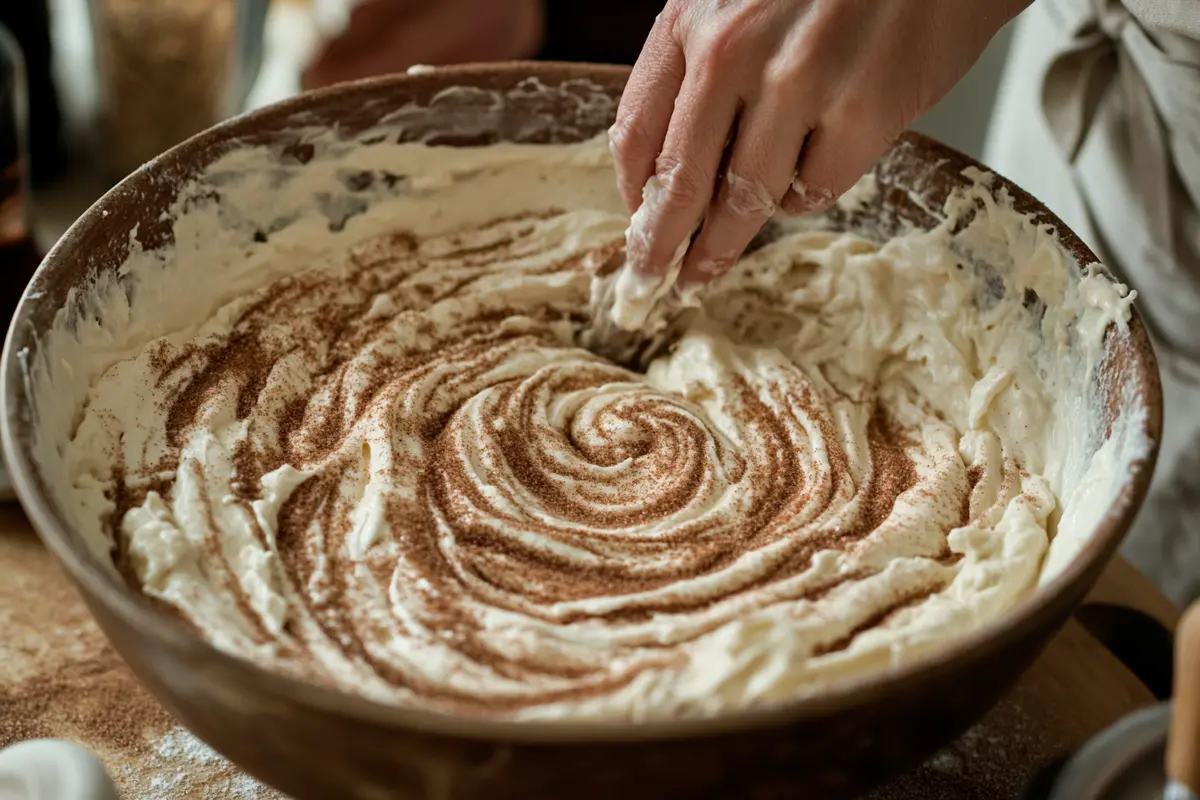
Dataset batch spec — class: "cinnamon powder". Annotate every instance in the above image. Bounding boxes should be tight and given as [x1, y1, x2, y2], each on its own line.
[0, 508, 281, 797]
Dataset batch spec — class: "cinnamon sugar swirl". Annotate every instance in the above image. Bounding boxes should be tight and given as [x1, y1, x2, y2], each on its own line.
[54, 134, 1143, 720]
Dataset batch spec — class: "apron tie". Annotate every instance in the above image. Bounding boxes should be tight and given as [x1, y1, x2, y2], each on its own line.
[1041, 0, 1195, 268]
[1040, 0, 1200, 366]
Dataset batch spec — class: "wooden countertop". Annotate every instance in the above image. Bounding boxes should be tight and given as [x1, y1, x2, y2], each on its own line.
[0, 503, 1178, 799]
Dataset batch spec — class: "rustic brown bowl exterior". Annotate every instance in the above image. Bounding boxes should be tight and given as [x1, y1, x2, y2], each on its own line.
[0, 63, 1164, 799]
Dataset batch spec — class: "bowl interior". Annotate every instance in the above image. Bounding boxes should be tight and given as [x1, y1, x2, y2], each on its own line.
[0, 62, 1163, 738]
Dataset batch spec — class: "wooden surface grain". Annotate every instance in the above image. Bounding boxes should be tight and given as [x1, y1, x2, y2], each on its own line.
[0, 502, 1176, 799]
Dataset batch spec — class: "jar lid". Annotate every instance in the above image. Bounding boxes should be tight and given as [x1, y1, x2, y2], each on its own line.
[0, 739, 117, 800]
[1042, 702, 1170, 800]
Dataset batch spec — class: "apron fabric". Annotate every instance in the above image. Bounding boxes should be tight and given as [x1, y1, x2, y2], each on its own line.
[985, 0, 1200, 607]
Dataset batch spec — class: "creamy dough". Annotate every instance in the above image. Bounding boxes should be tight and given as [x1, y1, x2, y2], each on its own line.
[34, 106, 1149, 721]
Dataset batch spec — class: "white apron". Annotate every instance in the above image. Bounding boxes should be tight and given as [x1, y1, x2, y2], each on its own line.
[985, 0, 1200, 606]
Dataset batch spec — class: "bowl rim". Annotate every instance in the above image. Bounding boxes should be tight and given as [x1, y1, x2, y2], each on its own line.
[0, 60, 1164, 743]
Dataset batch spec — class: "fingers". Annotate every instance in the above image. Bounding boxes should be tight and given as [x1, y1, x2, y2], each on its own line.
[610, 12, 686, 214]
[782, 112, 898, 217]
[624, 66, 741, 277]
[679, 86, 810, 285]
[779, 178, 836, 217]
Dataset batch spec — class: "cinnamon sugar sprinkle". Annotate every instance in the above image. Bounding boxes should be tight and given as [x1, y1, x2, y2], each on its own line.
[90, 210, 1003, 716]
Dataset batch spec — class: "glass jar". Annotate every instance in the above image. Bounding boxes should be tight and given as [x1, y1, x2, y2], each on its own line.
[0, 1, 63, 185]
[87, 0, 271, 182]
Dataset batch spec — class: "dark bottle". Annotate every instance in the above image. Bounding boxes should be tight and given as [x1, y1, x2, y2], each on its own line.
[537, 0, 661, 66]
[0, 24, 42, 331]
[0, 1, 63, 185]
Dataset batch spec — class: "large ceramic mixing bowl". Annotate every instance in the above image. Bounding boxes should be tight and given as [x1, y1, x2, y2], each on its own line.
[0, 63, 1164, 799]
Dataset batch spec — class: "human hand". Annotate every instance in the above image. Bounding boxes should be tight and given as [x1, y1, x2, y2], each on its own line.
[609, 0, 1030, 286]
[303, 0, 544, 89]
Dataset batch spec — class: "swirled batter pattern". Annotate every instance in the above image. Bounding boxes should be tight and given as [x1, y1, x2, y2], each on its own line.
[74, 205, 1054, 719]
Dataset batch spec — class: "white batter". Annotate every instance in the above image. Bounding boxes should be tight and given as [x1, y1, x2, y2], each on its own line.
[26, 86, 1151, 720]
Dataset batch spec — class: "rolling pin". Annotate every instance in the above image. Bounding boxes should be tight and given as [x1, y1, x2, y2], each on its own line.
[1166, 600, 1200, 800]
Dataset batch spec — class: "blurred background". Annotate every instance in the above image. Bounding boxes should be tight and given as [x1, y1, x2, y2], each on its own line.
[3, 0, 1023, 257]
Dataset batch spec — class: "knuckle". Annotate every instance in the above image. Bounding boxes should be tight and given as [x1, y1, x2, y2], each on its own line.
[762, 40, 829, 104]
[689, 253, 738, 283]
[681, 0, 782, 78]
[780, 178, 835, 217]
[654, 154, 711, 211]
[668, 0, 698, 43]
[692, 7, 769, 72]
[660, 0, 687, 23]
[761, 53, 805, 95]
[722, 171, 776, 220]
[607, 113, 647, 162]
[702, 26, 748, 69]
